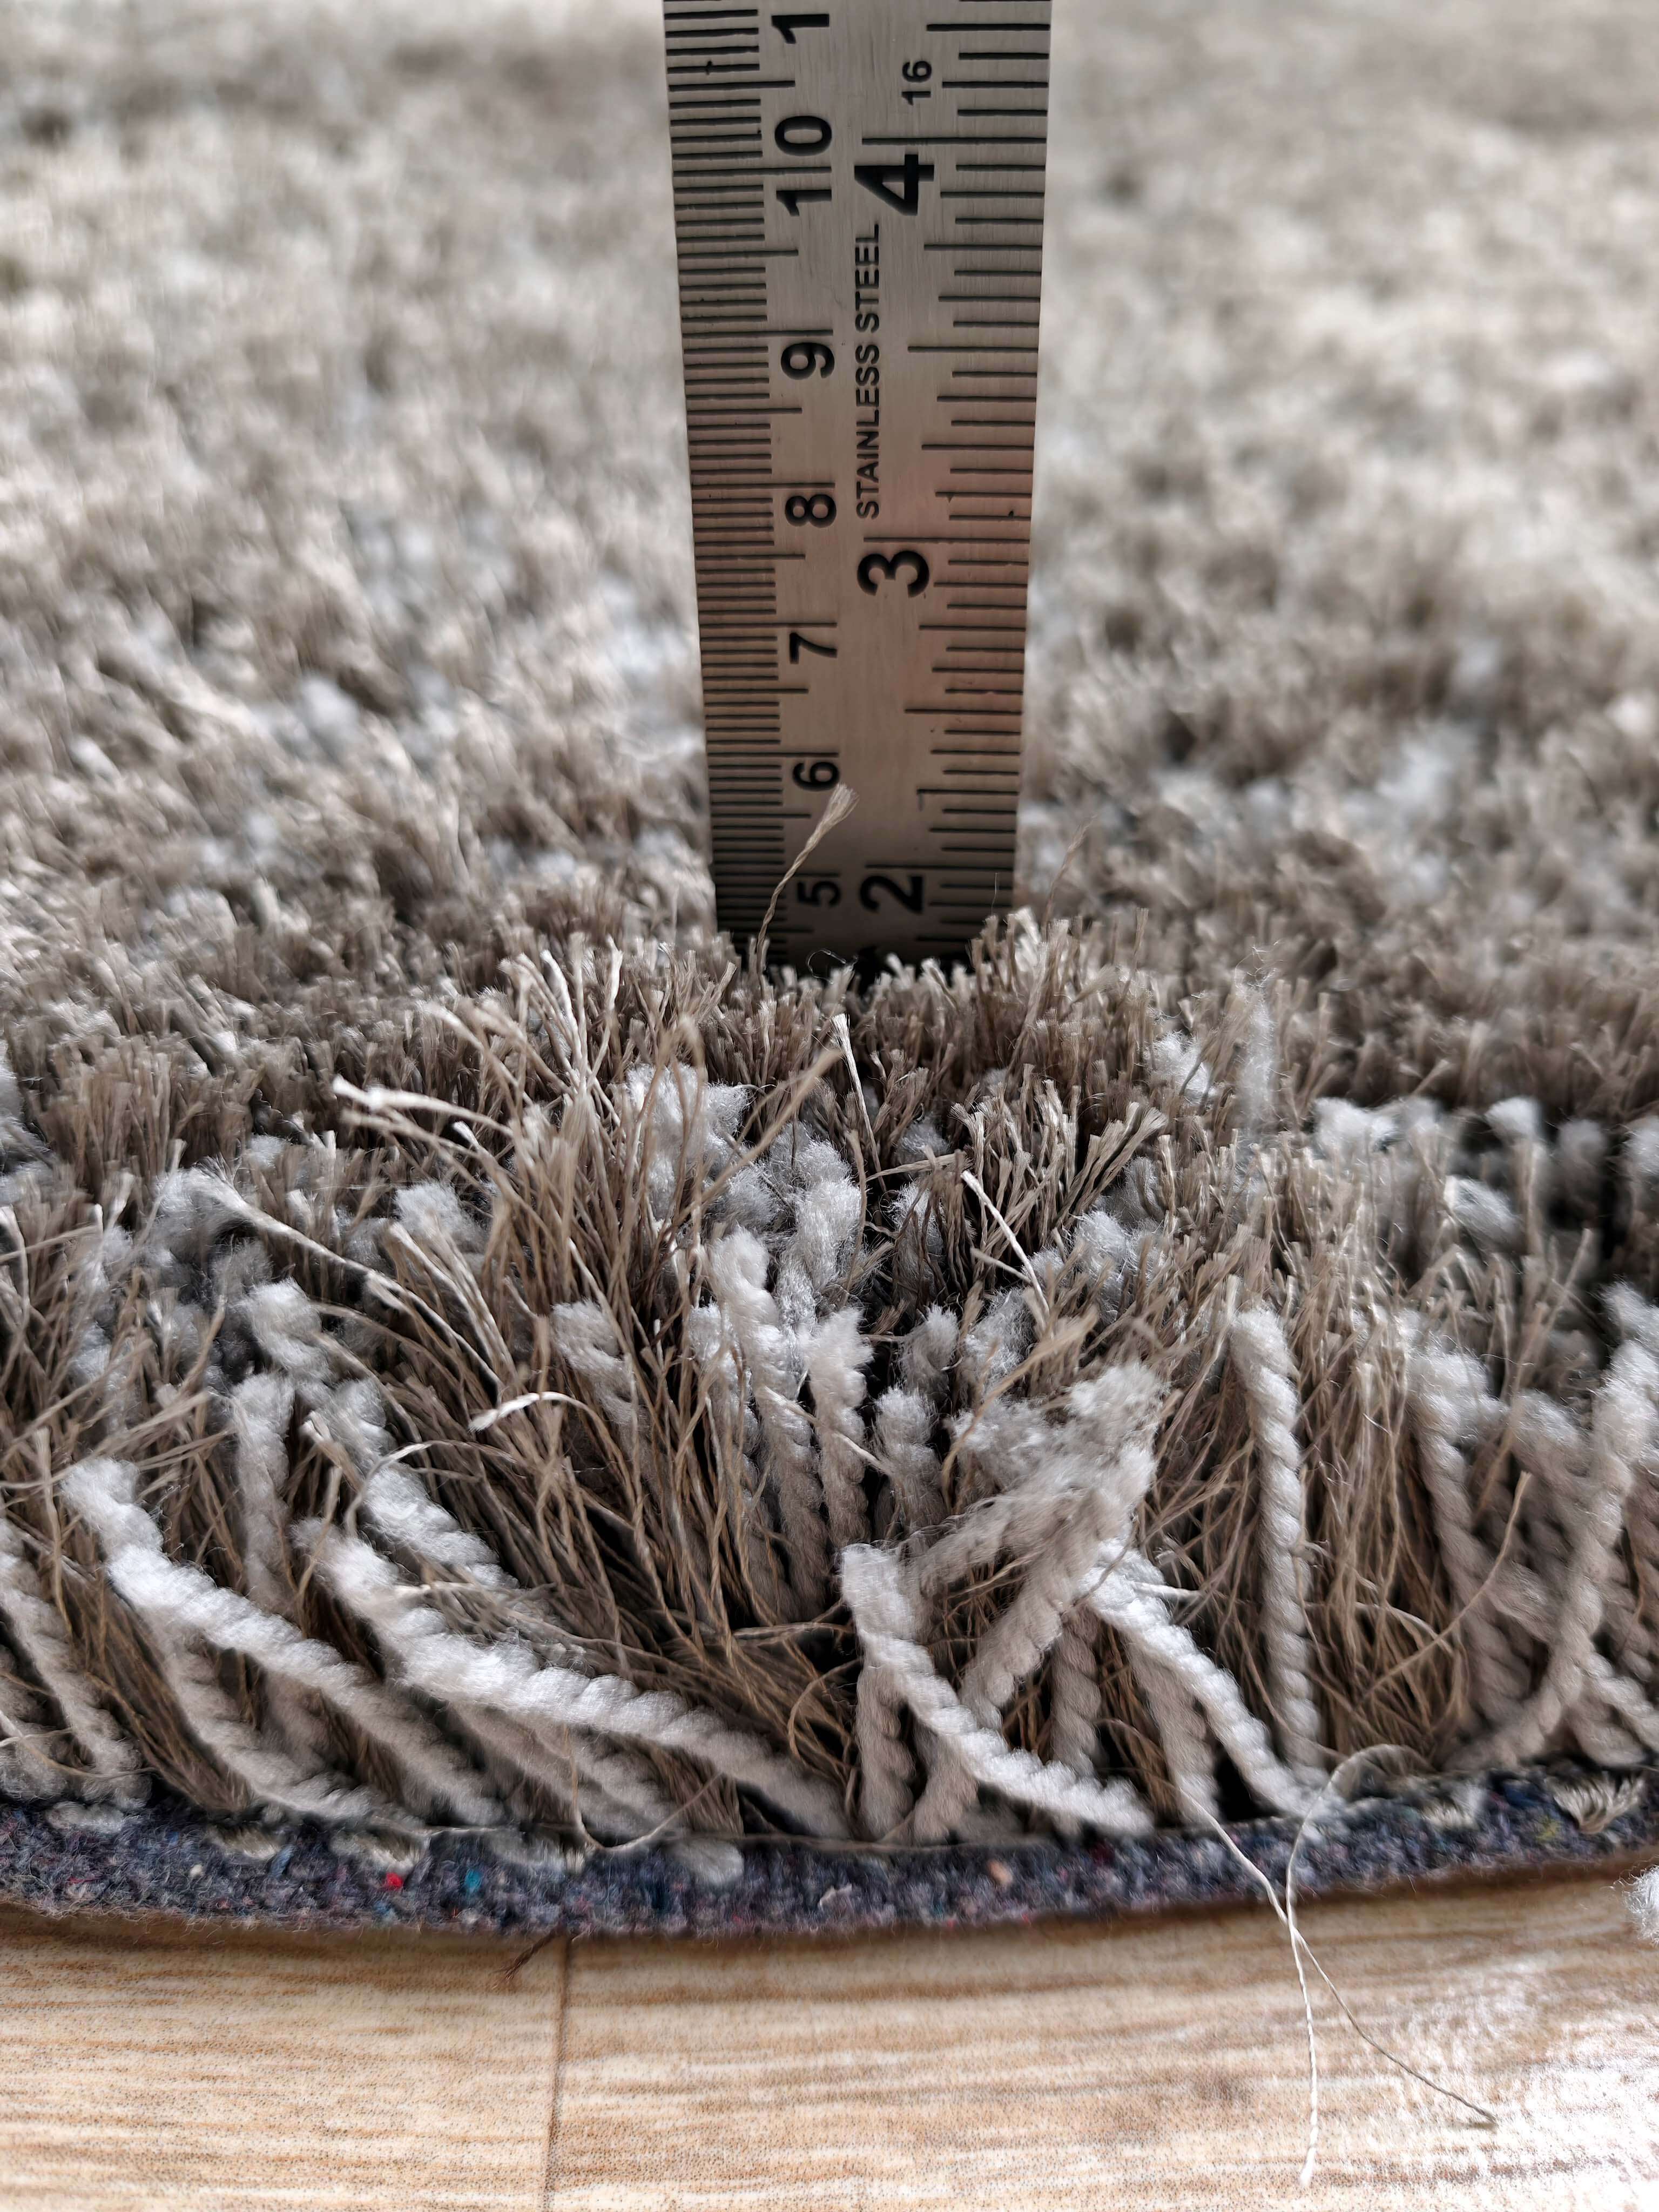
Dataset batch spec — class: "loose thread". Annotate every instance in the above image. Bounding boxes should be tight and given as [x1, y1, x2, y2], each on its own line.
[1201, 1749, 1498, 2193]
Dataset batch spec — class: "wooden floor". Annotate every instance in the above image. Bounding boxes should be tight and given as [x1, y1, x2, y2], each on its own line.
[1, 1874, 1654, 2210]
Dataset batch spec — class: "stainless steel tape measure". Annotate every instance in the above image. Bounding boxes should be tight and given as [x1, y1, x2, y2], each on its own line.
[663, 1, 1051, 966]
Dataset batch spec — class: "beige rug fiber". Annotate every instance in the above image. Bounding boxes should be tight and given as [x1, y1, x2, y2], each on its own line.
[2, 0, 1658, 1881]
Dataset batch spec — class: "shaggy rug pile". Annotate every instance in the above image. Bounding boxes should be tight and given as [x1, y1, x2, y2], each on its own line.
[3, 0, 1658, 1935]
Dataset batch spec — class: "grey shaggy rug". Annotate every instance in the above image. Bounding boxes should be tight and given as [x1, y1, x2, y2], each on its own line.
[3, 0, 1659, 1935]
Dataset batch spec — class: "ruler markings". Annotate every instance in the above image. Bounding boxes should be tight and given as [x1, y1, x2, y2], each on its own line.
[663, 0, 1050, 957]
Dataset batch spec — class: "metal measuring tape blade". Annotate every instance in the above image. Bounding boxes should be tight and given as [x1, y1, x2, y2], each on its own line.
[663, 1, 1051, 966]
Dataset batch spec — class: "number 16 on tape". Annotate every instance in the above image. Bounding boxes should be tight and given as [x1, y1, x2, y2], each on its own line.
[663, 1, 1052, 965]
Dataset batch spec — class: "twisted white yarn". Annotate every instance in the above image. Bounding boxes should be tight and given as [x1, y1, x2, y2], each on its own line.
[1231, 1305, 1326, 1786]
[551, 1301, 639, 1446]
[323, 1472, 711, 1836]
[1091, 1553, 1315, 1817]
[64, 1459, 386, 1826]
[80, 1478, 505, 1826]
[901, 1367, 1163, 1840]
[899, 1306, 959, 1400]
[807, 1307, 872, 1555]
[916, 1393, 1138, 1602]
[436, 1697, 590, 1833]
[308, 1527, 851, 1838]
[683, 1294, 793, 1619]
[1609, 1290, 1659, 1684]
[1467, 1341, 1659, 1771]
[0, 1690, 57, 1802]
[307, 1525, 676, 1843]
[228, 1375, 301, 1611]
[841, 1545, 1154, 1838]
[958, 1440, 1155, 1727]
[1406, 1347, 1532, 1724]
[874, 1388, 946, 1537]
[361, 1463, 517, 1592]
[0, 1506, 147, 1805]
[1231, 992, 1279, 1149]
[1049, 1607, 1104, 1781]
[1579, 1649, 1659, 1759]
[706, 1229, 828, 1617]
[1521, 1385, 1649, 1683]
[774, 1137, 862, 1330]
[851, 1614, 918, 1840]
[114, 1543, 508, 1825]
[1124, 1636, 1220, 1825]
[226, 1373, 345, 1781]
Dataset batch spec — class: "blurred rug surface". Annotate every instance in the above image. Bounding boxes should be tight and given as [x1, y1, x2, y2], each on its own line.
[2, 0, 1658, 1932]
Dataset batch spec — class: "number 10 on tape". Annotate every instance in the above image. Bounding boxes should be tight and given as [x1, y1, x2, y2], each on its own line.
[662, 1, 1052, 965]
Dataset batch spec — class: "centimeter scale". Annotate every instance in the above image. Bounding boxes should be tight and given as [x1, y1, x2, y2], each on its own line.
[662, 0, 1052, 966]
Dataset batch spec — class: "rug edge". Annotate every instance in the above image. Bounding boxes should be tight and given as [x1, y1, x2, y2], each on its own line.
[3, 1763, 1653, 1944]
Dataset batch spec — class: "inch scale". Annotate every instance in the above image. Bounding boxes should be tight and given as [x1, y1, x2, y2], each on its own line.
[663, 0, 1051, 966]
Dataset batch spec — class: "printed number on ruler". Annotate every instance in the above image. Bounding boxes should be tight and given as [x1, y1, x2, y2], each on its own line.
[663, 0, 1051, 964]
